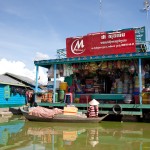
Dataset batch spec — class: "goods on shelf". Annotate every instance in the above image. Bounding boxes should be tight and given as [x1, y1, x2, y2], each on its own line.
[44, 59, 150, 104]
[59, 82, 68, 91]
[142, 93, 150, 104]
[47, 80, 60, 90]
[41, 92, 53, 103]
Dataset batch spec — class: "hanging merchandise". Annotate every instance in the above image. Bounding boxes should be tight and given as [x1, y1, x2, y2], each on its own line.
[63, 64, 68, 77]
[116, 60, 121, 69]
[67, 64, 73, 76]
[59, 64, 64, 77]
[47, 65, 54, 78]
[78, 63, 82, 71]
[115, 69, 122, 79]
[128, 65, 135, 75]
[108, 61, 113, 70]
[121, 61, 125, 69]
[101, 62, 108, 71]
[124, 60, 129, 68]
[117, 80, 123, 94]
[113, 61, 117, 69]
[72, 64, 76, 73]
[75, 64, 79, 73]
[89, 62, 98, 73]
[83, 63, 90, 76]
[84, 63, 90, 70]
[81, 63, 85, 70]
[133, 59, 138, 74]
[144, 64, 150, 72]
[64, 76, 73, 86]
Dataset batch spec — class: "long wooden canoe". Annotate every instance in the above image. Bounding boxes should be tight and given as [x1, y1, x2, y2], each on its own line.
[20, 107, 108, 123]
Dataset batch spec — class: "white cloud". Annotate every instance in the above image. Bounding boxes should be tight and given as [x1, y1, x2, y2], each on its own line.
[34, 52, 51, 61]
[0, 58, 48, 85]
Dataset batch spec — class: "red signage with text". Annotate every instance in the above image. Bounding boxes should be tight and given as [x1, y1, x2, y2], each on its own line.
[66, 30, 136, 58]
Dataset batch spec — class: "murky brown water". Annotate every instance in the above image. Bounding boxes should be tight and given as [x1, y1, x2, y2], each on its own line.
[0, 116, 150, 150]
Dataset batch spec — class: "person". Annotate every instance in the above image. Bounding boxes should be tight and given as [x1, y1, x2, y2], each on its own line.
[87, 99, 99, 118]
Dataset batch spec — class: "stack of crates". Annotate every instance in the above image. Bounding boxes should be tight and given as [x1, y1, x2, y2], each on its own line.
[41, 92, 53, 103]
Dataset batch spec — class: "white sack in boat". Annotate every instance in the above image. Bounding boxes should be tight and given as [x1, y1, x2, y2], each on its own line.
[29, 106, 63, 118]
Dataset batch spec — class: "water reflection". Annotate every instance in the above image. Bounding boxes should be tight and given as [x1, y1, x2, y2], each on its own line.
[0, 117, 150, 150]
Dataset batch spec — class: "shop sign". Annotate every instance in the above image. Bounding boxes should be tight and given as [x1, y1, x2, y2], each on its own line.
[135, 26, 146, 42]
[66, 30, 136, 58]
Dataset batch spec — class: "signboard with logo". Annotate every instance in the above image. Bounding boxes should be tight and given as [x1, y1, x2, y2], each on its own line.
[66, 29, 136, 58]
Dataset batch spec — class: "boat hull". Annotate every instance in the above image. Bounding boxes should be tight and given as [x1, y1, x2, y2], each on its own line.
[20, 108, 108, 123]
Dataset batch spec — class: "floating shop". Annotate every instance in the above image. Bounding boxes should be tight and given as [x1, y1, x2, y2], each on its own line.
[34, 26, 150, 119]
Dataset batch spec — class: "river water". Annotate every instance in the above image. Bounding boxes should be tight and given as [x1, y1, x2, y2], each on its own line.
[0, 116, 150, 150]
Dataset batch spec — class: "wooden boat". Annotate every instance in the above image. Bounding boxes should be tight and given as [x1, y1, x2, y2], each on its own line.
[20, 107, 108, 123]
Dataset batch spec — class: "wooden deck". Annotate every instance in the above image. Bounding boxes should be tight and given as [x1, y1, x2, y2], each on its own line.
[37, 102, 150, 116]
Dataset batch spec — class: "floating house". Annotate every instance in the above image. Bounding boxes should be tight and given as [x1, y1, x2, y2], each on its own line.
[0, 72, 37, 108]
[34, 27, 150, 119]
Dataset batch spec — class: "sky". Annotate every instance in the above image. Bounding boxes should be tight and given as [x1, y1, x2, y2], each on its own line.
[0, 0, 149, 84]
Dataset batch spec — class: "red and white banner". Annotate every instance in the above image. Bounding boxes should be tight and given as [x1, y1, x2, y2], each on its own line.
[66, 30, 136, 58]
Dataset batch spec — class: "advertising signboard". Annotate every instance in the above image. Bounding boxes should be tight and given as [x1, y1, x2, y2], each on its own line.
[135, 26, 146, 42]
[66, 29, 136, 58]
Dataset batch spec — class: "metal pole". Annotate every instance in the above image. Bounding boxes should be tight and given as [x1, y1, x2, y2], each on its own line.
[146, 6, 149, 40]
[99, 0, 103, 31]
[53, 64, 57, 103]
[144, 0, 150, 49]
[35, 65, 39, 102]
[138, 58, 142, 105]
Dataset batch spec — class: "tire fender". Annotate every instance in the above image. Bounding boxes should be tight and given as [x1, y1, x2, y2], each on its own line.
[112, 104, 122, 115]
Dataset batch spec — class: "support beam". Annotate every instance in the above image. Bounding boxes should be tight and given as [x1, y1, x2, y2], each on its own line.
[138, 58, 142, 105]
[35, 65, 39, 102]
[53, 64, 57, 103]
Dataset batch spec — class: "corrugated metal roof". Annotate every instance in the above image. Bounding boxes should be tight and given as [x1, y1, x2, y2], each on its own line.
[5, 72, 35, 87]
[0, 74, 28, 87]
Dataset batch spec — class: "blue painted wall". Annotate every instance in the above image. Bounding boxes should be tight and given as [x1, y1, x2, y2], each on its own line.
[0, 84, 26, 107]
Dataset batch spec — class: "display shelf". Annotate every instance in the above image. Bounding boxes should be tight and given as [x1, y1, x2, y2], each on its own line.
[75, 93, 126, 101]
